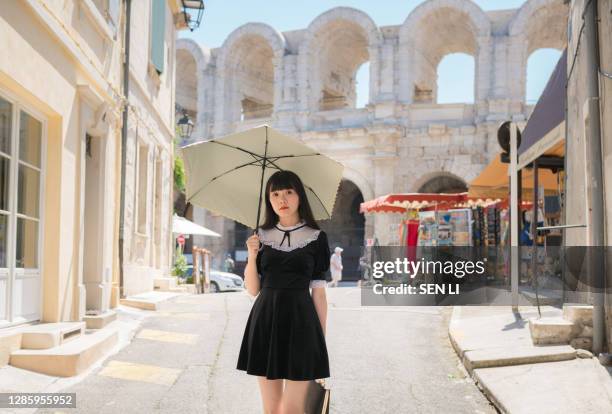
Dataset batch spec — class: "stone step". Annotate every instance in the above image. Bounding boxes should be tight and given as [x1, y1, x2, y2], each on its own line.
[9, 327, 118, 377]
[119, 291, 182, 311]
[153, 277, 178, 291]
[563, 304, 593, 327]
[82, 310, 117, 329]
[464, 345, 576, 373]
[0, 331, 22, 367]
[19, 322, 86, 350]
[529, 317, 575, 345]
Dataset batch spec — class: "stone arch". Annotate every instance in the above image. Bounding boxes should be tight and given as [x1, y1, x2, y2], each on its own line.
[508, 0, 568, 102]
[398, 0, 491, 104]
[214, 23, 286, 133]
[298, 7, 383, 112]
[342, 166, 375, 203]
[319, 178, 366, 280]
[411, 171, 468, 193]
[176, 39, 210, 142]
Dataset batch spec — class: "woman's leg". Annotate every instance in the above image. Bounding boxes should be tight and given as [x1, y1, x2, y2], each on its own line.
[257, 377, 283, 414]
[280, 380, 310, 414]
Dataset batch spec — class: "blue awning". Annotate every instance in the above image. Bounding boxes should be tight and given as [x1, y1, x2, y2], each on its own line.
[518, 49, 567, 169]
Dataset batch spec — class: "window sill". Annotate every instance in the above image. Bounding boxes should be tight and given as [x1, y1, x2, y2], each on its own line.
[147, 63, 163, 89]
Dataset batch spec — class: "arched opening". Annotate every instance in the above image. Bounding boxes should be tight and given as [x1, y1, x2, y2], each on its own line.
[355, 61, 370, 108]
[511, 0, 568, 103]
[418, 175, 467, 194]
[319, 180, 365, 281]
[176, 49, 198, 134]
[407, 7, 480, 104]
[437, 53, 475, 104]
[225, 35, 275, 122]
[311, 20, 370, 111]
[526, 48, 562, 104]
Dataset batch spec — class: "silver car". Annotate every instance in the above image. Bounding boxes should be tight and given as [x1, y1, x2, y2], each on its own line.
[209, 270, 244, 293]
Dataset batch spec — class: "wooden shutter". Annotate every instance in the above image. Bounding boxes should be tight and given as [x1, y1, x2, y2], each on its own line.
[150, 0, 166, 74]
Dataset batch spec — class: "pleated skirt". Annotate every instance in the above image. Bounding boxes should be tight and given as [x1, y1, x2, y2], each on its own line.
[237, 287, 330, 380]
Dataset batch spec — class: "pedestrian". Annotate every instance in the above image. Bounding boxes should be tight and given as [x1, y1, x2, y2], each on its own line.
[328, 247, 343, 287]
[223, 253, 235, 273]
[358, 253, 371, 288]
[237, 170, 331, 414]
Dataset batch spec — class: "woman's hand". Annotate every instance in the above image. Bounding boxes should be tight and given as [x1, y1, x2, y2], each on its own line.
[246, 233, 260, 259]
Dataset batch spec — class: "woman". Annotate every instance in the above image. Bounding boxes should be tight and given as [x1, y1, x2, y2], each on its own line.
[237, 170, 331, 414]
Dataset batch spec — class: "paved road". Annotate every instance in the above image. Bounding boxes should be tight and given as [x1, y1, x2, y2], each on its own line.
[36, 288, 495, 414]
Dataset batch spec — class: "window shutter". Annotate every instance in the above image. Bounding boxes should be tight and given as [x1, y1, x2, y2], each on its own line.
[150, 0, 166, 74]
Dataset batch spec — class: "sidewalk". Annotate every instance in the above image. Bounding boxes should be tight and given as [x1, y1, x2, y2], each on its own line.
[449, 306, 612, 414]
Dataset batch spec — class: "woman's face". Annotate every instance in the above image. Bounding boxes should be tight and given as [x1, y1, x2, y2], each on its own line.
[269, 188, 300, 219]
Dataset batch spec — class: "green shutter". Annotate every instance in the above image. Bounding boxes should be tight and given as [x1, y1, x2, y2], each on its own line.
[150, 0, 166, 74]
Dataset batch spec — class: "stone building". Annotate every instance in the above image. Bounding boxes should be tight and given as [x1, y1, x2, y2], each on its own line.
[0, 0, 184, 331]
[565, 0, 612, 346]
[176, 0, 568, 278]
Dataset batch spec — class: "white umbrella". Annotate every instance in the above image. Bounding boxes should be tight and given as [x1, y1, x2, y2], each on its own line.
[172, 214, 221, 237]
[181, 125, 344, 229]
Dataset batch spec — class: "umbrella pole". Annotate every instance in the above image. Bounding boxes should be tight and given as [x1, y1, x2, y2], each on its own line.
[254, 127, 270, 232]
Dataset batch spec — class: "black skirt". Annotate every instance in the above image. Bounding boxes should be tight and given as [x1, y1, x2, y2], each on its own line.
[236, 287, 330, 380]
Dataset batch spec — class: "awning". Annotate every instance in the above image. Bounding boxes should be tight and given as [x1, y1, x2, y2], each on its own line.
[469, 154, 562, 199]
[360, 193, 501, 214]
[518, 49, 567, 169]
[172, 215, 221, 237]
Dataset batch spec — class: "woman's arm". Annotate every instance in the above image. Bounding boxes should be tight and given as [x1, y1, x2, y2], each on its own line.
[244, 256, 260, 296]
[244, 234, 261, 296]
[311, 287, 328, 336]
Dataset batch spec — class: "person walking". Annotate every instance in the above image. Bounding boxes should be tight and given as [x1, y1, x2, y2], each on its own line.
[328, 247, 343, 288]
[223, 253, 235, 273]
[237, 170, 331, 414]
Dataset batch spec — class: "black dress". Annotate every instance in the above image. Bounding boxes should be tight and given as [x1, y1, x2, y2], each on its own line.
[236, 226, 331, 380]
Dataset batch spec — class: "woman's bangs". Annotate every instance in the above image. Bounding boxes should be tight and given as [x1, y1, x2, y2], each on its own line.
[268, 172, 298, 192]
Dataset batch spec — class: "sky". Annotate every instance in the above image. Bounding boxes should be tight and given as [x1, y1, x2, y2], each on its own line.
[180, 0, 562, 106]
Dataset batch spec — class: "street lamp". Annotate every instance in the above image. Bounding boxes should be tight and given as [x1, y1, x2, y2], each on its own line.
[177, 110, 194, 141]
[181, 0, 205, 31]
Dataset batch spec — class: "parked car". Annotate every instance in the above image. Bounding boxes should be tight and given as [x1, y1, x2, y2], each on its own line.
[177, 253, 243, 292]
[209, 270, 244, 293]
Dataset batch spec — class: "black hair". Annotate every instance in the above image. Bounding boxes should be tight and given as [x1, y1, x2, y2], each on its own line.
[260, 170, 320, 230]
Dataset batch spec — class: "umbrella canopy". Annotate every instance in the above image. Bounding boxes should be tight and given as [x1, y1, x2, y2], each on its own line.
[360, 193, 501, 214]
[172, 215, 221, 237]
[181, 125, 344, 229]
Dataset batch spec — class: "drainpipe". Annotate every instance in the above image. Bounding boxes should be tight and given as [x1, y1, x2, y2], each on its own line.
[582, 0, 605, 355]
[119, 0, 132, 299]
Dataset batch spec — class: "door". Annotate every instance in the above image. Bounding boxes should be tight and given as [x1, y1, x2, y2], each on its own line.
[0, 93, 44, 328]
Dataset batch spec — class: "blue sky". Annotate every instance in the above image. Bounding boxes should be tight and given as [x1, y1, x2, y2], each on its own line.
[180, 0, 562, 106]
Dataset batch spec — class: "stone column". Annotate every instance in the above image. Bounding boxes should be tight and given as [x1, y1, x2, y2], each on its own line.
[475, 35, 493, 120]
[368, 44, 381, 104]
[397, 40, 413, 103]
[371, 131, 399, 245]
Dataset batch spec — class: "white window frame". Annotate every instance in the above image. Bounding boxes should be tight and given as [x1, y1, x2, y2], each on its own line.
[0, 86, 46, 328]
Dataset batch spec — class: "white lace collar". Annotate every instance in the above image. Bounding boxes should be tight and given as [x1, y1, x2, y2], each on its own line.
[258, 222, 320, 252]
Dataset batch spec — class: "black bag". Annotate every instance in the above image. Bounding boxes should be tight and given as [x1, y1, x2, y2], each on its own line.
[304, 379, 330, 414]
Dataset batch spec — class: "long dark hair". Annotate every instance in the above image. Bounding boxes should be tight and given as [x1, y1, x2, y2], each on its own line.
[260, 170, 320, 230]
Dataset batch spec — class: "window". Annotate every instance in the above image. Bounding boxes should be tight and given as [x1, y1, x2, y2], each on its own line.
[0, 97, 42, 269]
[150, 0, 166, 74]
[137, 144, 149, 234]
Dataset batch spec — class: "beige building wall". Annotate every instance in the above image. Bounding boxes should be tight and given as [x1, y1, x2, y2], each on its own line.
[0, 0, 184, 328]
